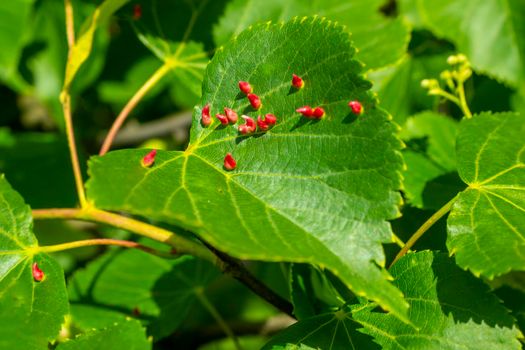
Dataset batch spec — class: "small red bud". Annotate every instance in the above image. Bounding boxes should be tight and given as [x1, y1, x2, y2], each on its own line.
[257, 116, 269, 131]
[238, 81, 252, 95]
[142, 149, 157, 167]
[132, 307, 141, 316]
[224, 107, 238, 123]
[132, 4, 142, 20]
[292, 74, 304, 89]
[216, 113, 229, 125]
[224, 153, 236, 171]
[312, 107, 325, 119]
[296, 106, 314, 118]
[32, 262, 45, 282]
[264, 113, 277, 125]
[247, 93, 262, 110]
[238, 115, 256, 134]
[201, 104, 212, 126]
[348, 101, 364, 115]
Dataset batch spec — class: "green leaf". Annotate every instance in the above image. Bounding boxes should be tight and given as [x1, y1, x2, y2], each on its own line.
[87, 17, 408, 319]
[447, 112, 525, 278]
[213, 0, 410, 71]
[400, 112, 464, 209]
[353, 251, 522, 350]
[56, 319, 151, 350]
[68, 246, 219, 340]
[262, 307, 380, 350]
[0, 175, 69, 349]
[0, 0, 34, 85]
[407, 0, 525, 86]
[63, 0, 129, 90]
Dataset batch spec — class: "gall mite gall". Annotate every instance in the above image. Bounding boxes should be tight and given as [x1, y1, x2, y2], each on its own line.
[238, 115, 256, 134]
[348, 101, 364, 115]
[238, 81, 252, 95]
[224, 107, 238, 123]
[224, 153, 236, 171]
[201, 104, 212, 126]
[312, 107, 325, 119]
[263, 113, 277, 125]
[132, 4, 142, 20]
[257, 116, 269, 131]
[247, 93, 262, 110]
[296, 106, 314, 118]
[142, 149, 157, 167]
[32, 262, 45, 282]
[292, 74, 304, 89]
[216, 113, 229, 125]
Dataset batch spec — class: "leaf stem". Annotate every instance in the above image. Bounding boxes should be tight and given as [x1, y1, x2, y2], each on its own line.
[457, 82, 472, 119]
[99, 61, 174, 155]
[62, 94, 87, 208]
[37, 238, 178, 259]
[390, 195, 458, 267]
[195, 287, 242, 350]
[32, 208, 215, 262]
[64, 0, 75, 48]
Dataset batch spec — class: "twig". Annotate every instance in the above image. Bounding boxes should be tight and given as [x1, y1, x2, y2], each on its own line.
[64, 0, 75, 48]
[99, 62, 173, 155]
[210, 246, 294, 318]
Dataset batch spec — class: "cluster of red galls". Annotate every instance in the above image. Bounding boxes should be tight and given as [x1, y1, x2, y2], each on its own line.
[140, 74, 364, 172]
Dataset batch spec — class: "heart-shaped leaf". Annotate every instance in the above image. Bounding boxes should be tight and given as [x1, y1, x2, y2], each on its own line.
[447, 112, 525, 278]
[0, 175, 69, 349]
[87, 17, 407, 319]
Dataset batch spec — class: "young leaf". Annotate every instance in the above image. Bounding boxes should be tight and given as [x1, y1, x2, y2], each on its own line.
[0, 175, 69, 349]
[213, 0, 410, 71]
[447, 112, 525, 278]
[55, 319, 151, 350]
[63, 0, 129, 90]
[353, 251, 522, 349]
[68, 247, 219, 340]
[405, 0, 525, 86]
[87, 17, 407, 319]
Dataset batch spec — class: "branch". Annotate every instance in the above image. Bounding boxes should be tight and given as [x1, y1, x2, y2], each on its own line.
[32, 208, 295, 318]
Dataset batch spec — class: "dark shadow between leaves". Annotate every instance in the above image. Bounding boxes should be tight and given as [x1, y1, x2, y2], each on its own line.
[421, 172, 465, 210]
[342, 113, 358, 124]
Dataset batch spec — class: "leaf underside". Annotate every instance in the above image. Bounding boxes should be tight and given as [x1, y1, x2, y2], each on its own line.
[87, 17, 407, 318]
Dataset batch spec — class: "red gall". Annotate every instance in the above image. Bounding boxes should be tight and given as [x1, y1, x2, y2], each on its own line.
[32, 262, 45, 282]
[201, 104, 212, 126]
[224, 153, 236, 170]
[247, 93, 262, 110]
[216, 113, 229, 125]
[238, 115, 256, 134]
[238, 81, 252, 95]
[224, 107, 238, 123]
[263, 113, 277, 125]
[132, 4, 142, 21]
[296, 106, 314, 118]
[257, 116, 269, 131]
[348, 100, 364, 115]
[312, 107, 325, 119]
[142, 149, 157, 167]
[292, 74, 304, 89]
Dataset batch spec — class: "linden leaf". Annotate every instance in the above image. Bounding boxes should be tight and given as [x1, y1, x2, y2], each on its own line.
[87, 17, 407, 319]
[353, 251, 522, 349]
[0, 175, 69, 349]
[447, 112, 525, 278]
